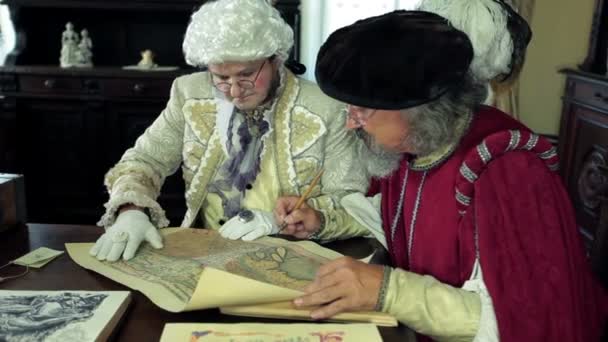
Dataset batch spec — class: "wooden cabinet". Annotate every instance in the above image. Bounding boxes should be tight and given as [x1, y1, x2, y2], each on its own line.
[0, 98, 18, 173]
[19, 97, 107, 223]
[0, 67, 189, 224]
[558, 70, 608, 252]
[0, 0, 302, 225]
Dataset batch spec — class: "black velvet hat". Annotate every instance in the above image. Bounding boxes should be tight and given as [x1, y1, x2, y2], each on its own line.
[315, 10, 474, 110]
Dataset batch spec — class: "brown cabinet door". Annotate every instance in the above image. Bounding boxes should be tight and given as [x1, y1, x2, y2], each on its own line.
[19, 99, 107, 224]
[561, 102, 608, 247]
[0, 98, 18, 173]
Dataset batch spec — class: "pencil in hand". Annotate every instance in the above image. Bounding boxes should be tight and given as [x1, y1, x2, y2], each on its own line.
[277, 169, 324, 233]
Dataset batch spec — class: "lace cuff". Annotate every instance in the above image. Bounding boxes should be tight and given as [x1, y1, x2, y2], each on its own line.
[97, 191, 169, 228]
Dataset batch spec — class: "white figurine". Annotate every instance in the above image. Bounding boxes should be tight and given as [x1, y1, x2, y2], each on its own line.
[76, 29, 93, 67]
[137, 49, 157, 69]
[60, 22, 79, 68]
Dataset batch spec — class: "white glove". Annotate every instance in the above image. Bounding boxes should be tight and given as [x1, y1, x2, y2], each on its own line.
[218, 209, 279, 241]
[89, 209, 163, 261]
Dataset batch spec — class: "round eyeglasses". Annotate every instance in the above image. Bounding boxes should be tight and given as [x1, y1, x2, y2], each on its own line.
[212, 59, 267, 92]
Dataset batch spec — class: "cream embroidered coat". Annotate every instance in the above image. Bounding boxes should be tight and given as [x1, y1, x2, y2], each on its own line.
[98, 69, 369, 239]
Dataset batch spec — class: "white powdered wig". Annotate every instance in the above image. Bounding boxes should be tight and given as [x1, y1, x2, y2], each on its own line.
[418, 0, 514, 82]
[183, 0, 294, 66]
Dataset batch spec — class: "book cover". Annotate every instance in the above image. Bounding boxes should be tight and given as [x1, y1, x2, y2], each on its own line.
[0, 290, 131, 342]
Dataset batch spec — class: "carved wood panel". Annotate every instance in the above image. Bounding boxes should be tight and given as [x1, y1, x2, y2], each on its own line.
[559, 71, 608, 250]
[577, 145, 608, 211]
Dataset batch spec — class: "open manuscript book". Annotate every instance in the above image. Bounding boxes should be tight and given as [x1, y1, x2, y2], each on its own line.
[66, 228, 397, 326]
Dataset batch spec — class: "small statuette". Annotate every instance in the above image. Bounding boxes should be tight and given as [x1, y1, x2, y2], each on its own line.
[75, 28, 93, 67]
[237, 209, 254, 223]
[60, 22, 94, 68]
[137, 49, 158, 69]
[122, 48, 178, 71]
[59, 22, 79, 68]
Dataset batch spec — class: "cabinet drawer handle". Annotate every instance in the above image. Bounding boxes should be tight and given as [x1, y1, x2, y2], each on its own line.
[594, 92, 608, 103]
[43, 79, 56, 89]
[133, 83, 146, 93]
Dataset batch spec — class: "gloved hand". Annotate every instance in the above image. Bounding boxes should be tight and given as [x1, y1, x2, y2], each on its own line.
[89, 209, 163, 261]
[219, 209, 279, 241]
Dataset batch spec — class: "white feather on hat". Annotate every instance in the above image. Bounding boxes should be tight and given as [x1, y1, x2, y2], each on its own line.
[418, 0, 514, 82]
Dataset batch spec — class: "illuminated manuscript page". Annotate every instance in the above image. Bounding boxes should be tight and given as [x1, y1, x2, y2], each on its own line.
[160, 323, 383, 342]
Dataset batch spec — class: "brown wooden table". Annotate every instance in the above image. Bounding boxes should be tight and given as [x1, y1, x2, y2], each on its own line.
[0, 224, 411, 341]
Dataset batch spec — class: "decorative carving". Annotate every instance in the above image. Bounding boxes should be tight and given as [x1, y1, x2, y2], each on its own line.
[578, 145, 608, 210]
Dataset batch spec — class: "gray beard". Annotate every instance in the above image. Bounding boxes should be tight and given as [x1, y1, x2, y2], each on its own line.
[355, 129, 402, 178]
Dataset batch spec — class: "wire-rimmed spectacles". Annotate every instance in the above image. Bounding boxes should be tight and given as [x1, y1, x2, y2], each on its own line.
[212, 59, 267, 92]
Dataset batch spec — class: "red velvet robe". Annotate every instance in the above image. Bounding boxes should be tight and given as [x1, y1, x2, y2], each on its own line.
[368, 106, 607, 341]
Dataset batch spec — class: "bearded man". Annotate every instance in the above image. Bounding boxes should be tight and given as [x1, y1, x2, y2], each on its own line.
[277, 8, 607, 342]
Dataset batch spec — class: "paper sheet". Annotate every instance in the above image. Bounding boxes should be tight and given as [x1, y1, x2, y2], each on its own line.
[0, 290, 130, 342]
[13, 247, 64, 268]
[160, 323, 383, 342]
[220, 301, 397, 327]
[67, 229, 339, 312]
[67, 228, 396, 325]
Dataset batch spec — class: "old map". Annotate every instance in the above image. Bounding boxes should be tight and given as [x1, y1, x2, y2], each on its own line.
[107, 229, 329, 302]
[66, 228, 341, 312]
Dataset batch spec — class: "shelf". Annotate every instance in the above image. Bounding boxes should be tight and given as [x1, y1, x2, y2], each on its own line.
[2, 0, 201, 11]
[0, 65, 193, 79]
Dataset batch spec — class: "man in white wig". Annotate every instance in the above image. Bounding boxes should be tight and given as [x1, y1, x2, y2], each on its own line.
[276, 1, 608, 341]
[90, 0, 369, 262]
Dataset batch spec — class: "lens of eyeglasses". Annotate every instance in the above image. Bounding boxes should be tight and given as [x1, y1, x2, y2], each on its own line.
[214, 80, 255, 92]
[237, 80, 255, 89]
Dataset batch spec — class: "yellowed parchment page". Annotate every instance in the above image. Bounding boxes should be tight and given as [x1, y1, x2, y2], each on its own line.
[66, 228, 342, 312]
[220, 301, 398, 327]
[160, 323, 383, 342]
